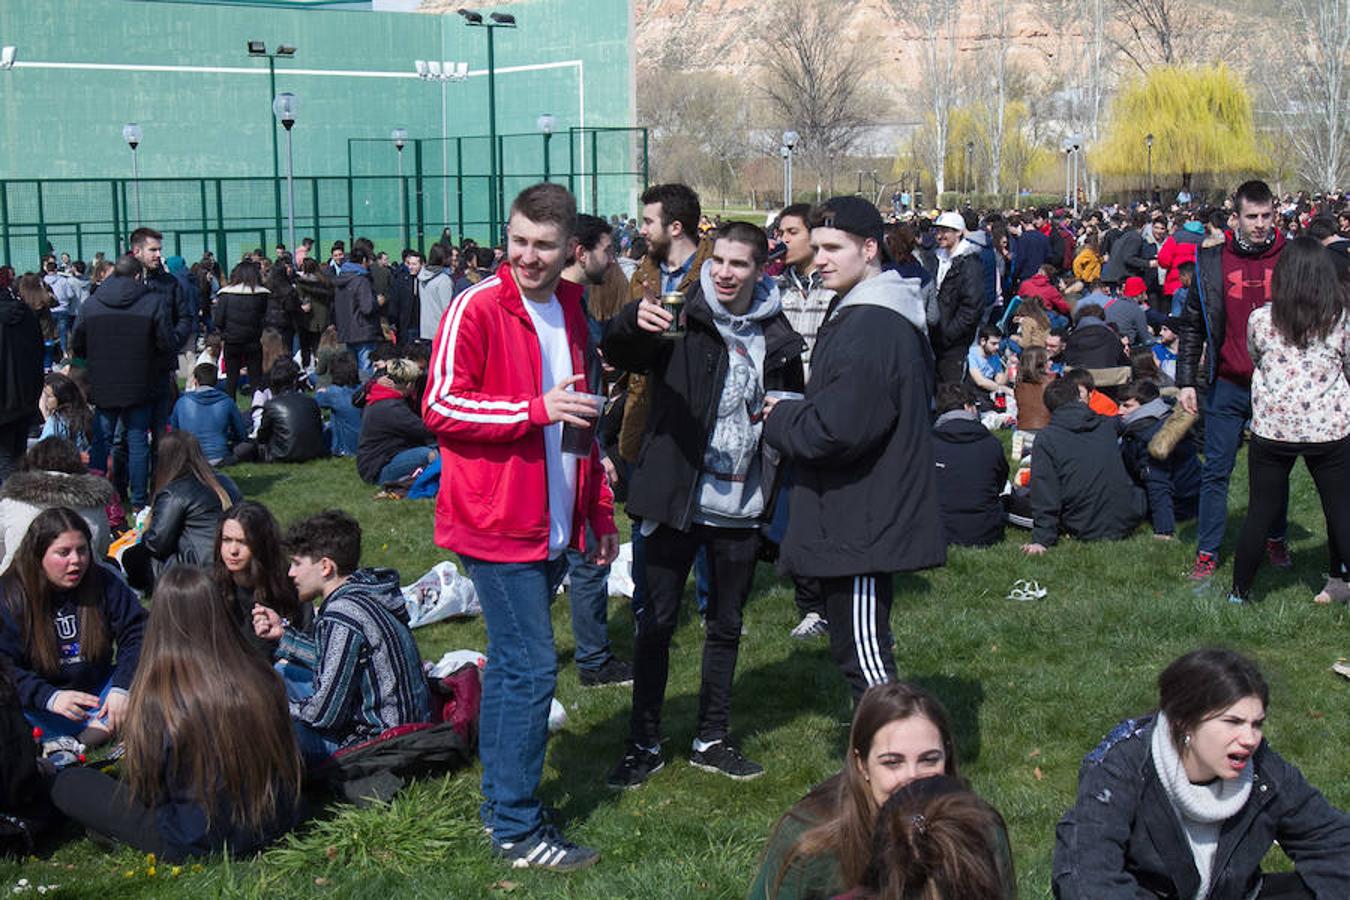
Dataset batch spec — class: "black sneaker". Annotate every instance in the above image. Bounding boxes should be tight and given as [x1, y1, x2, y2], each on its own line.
[606, 743, 664, 789]
[579, 657, 633, 687]
[493, 825, 600, 872]
[689, 740, 764, 781]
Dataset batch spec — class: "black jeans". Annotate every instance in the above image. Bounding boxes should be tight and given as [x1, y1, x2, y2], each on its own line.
[51, 766, 167, 858]
[1259, 872, 1314, 899]
[1232, 435, 1350, 597]
[223, 342, 263, 399]
[821, 573, 898, 702]
[630, 523, 758, 746]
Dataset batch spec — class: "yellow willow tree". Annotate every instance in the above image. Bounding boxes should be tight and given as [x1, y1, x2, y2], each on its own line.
[1093, 64, 1267, 189]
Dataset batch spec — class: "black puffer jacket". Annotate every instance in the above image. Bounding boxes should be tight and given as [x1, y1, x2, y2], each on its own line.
[333, 268, 383, 344]
[1063, 318, 1129, 370]
[141, 473, 240, 571]
[1029, 401, 1144, 547]
[931, 411, 1009, 547]
[930, 242, 988, 357]
[1054, 715, 1350, 900]
[763, 270, 946, 579]
[72, 275, 176, 409]
[213, 284, 270, 347]
[0, 290, 43, 427]
[601, 278, 805, 532]
[256, 393, 327, 462]
[144, 267, 192, 374]
[356, 383, 434, 484]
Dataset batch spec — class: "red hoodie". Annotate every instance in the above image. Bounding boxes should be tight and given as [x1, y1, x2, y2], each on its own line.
[1017, 273, 1069, 316]
[1217, 230, 1285, 387]
[422, 263, 615, 562]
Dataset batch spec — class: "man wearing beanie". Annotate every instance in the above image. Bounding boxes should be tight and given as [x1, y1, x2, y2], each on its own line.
[762, 197, 945, 701]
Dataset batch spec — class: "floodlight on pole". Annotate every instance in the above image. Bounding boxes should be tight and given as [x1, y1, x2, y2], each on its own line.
[123, 123, 143, 227]
[249, 40, 298, 248]
[273, 93, 298, 254]
[460, 10, 519, 238]
[0, 46, 16, 70]
[414, 61, 469, 235]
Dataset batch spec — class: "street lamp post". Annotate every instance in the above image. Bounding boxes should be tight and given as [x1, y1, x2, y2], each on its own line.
[1145, 132, 1154, 203]
[122, 122, 143, 229]
[459, 9, 517, 243]
[965, 140, 975, 201]
[779, 145, 790, 206]
[537, 113, 556, 183]
[1070, 133, 1083, 215]
[782, 130, 799, 205]
[392, 127, 408, 246]
[249, 41, 296, 245]
[273, 93, 298, 256]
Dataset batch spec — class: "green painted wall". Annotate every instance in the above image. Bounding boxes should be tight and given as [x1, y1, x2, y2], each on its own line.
[0, 0, 636, 259]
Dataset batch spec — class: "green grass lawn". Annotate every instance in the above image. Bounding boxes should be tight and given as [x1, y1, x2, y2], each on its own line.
[2, 451, 1346, 899]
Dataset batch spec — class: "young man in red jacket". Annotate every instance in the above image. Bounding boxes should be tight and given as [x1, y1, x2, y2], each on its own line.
[423, 183, 618, 872]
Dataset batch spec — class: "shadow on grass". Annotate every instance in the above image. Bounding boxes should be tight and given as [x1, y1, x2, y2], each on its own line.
[227, 470, 289, 496]
[907, 672, 986, 765]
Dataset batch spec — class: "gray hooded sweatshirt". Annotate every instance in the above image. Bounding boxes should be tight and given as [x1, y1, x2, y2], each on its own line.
[828, 268, 929, 335]
[694, 262, 784, 526]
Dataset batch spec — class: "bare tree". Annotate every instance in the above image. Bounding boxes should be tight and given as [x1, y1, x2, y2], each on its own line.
[1112, 0, 1201, 73]
[638, 70, 754, 203]
[891, 0, 959, 197]
[1262, 0, 1350, 192]
[759, 1, 875, 194]
[986, 0, 1012, 198]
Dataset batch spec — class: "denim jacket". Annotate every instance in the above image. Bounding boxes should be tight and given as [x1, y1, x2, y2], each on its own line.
[1053, 715, 1350, 900]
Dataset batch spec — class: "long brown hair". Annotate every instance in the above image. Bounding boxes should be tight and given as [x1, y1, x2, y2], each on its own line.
[776, 683, 959, 891]
[123, 566, 301, 832]
[1269, 236, 1348, 348]
[0, 507, 108, 677]
[150, 431, 232, 509]
[1017, 347, 1050, 386]
[212, 501, 301, 619]
[860, 776, 1012, 900]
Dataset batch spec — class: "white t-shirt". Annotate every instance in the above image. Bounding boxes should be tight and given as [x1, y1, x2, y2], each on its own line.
[522, 295, 579, 559]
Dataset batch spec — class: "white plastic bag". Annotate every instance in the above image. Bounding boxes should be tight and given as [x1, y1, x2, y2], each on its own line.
[402, 561, 481, 628]
[605, 542, 635, 598]
[425, 648, 567, 732]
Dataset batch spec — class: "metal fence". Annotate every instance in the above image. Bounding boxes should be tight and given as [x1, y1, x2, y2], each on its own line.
[0, 126, 649, 269]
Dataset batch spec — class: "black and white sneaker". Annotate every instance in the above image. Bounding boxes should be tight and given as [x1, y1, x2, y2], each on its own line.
[579, 657, 634, 687]
[789, 612, 828, 639]
[689, 740, 764, 781]
[494, 825, 600, 872]
[606, 743, 664, 789]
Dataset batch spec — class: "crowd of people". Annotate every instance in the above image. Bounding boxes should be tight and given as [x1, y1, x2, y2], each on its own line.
[0, 174, 1347, 896]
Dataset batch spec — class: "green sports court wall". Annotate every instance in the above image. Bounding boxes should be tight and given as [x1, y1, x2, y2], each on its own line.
[0, 0, 637, 260]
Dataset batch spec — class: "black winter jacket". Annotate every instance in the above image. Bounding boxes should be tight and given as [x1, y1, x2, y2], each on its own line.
[256, 393, 327, 462]
[931, 412, 1009, 547]
[1119, 401, 1200, 536]
[333, 268, 383, 344]
[213, 285, 270, 347]
[1100, 228, 1151, 285]
[1063, 319, 1129, 370]
[763, 270, 946, 578]
[72, 275, 176, 409]
[142, 473, 240, 570]
[144, 267, 192, 374]
[1029, 401, 1144, 547]
[1053, 715, 1350, 900]
[929, 245, 987, 356]
[388, 268, 419, 345]
[0, 292, 43, 427]
[601, 281, 805, 532]
[356, 386, 434, 483]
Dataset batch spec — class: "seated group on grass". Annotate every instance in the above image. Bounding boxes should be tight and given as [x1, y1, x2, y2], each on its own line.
[0, 480, 432, 861]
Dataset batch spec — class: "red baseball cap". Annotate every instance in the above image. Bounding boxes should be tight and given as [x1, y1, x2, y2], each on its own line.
[1123, 276, 1148, 298]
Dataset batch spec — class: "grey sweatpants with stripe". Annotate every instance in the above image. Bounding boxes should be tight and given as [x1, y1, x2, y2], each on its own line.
[821, 573, 897, 701]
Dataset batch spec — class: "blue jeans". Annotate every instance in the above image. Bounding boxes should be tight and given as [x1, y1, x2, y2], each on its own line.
[349, 341, 379, 379]
[281, 662, 340, 765]
[93, 403, 153, 507]
[564, 527, 614, 673]
[377, 445, 436, 484]
[460, 553, 568, 844]
[53, 311, 75, 357]
[26, 680, 114, 739]
[1197, 378, 1286, 556]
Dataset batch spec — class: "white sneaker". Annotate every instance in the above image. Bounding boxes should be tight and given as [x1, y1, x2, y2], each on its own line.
[789, 612, 829, 639]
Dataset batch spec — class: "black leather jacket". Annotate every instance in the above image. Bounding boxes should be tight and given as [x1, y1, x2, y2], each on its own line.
[257, 392, 327, 462]
[142, 474, 240, 570]
[1053, 715, 1350, 900]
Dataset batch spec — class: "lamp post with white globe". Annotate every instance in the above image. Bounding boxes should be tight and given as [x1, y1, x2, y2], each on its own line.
[122, 123, 143, 228]
[782, 130, 799, 205]
[392, 127, 409, 246]
[272, 93, 298, 255]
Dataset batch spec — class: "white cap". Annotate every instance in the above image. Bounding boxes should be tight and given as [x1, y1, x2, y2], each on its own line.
[934, 211, 967, 233]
